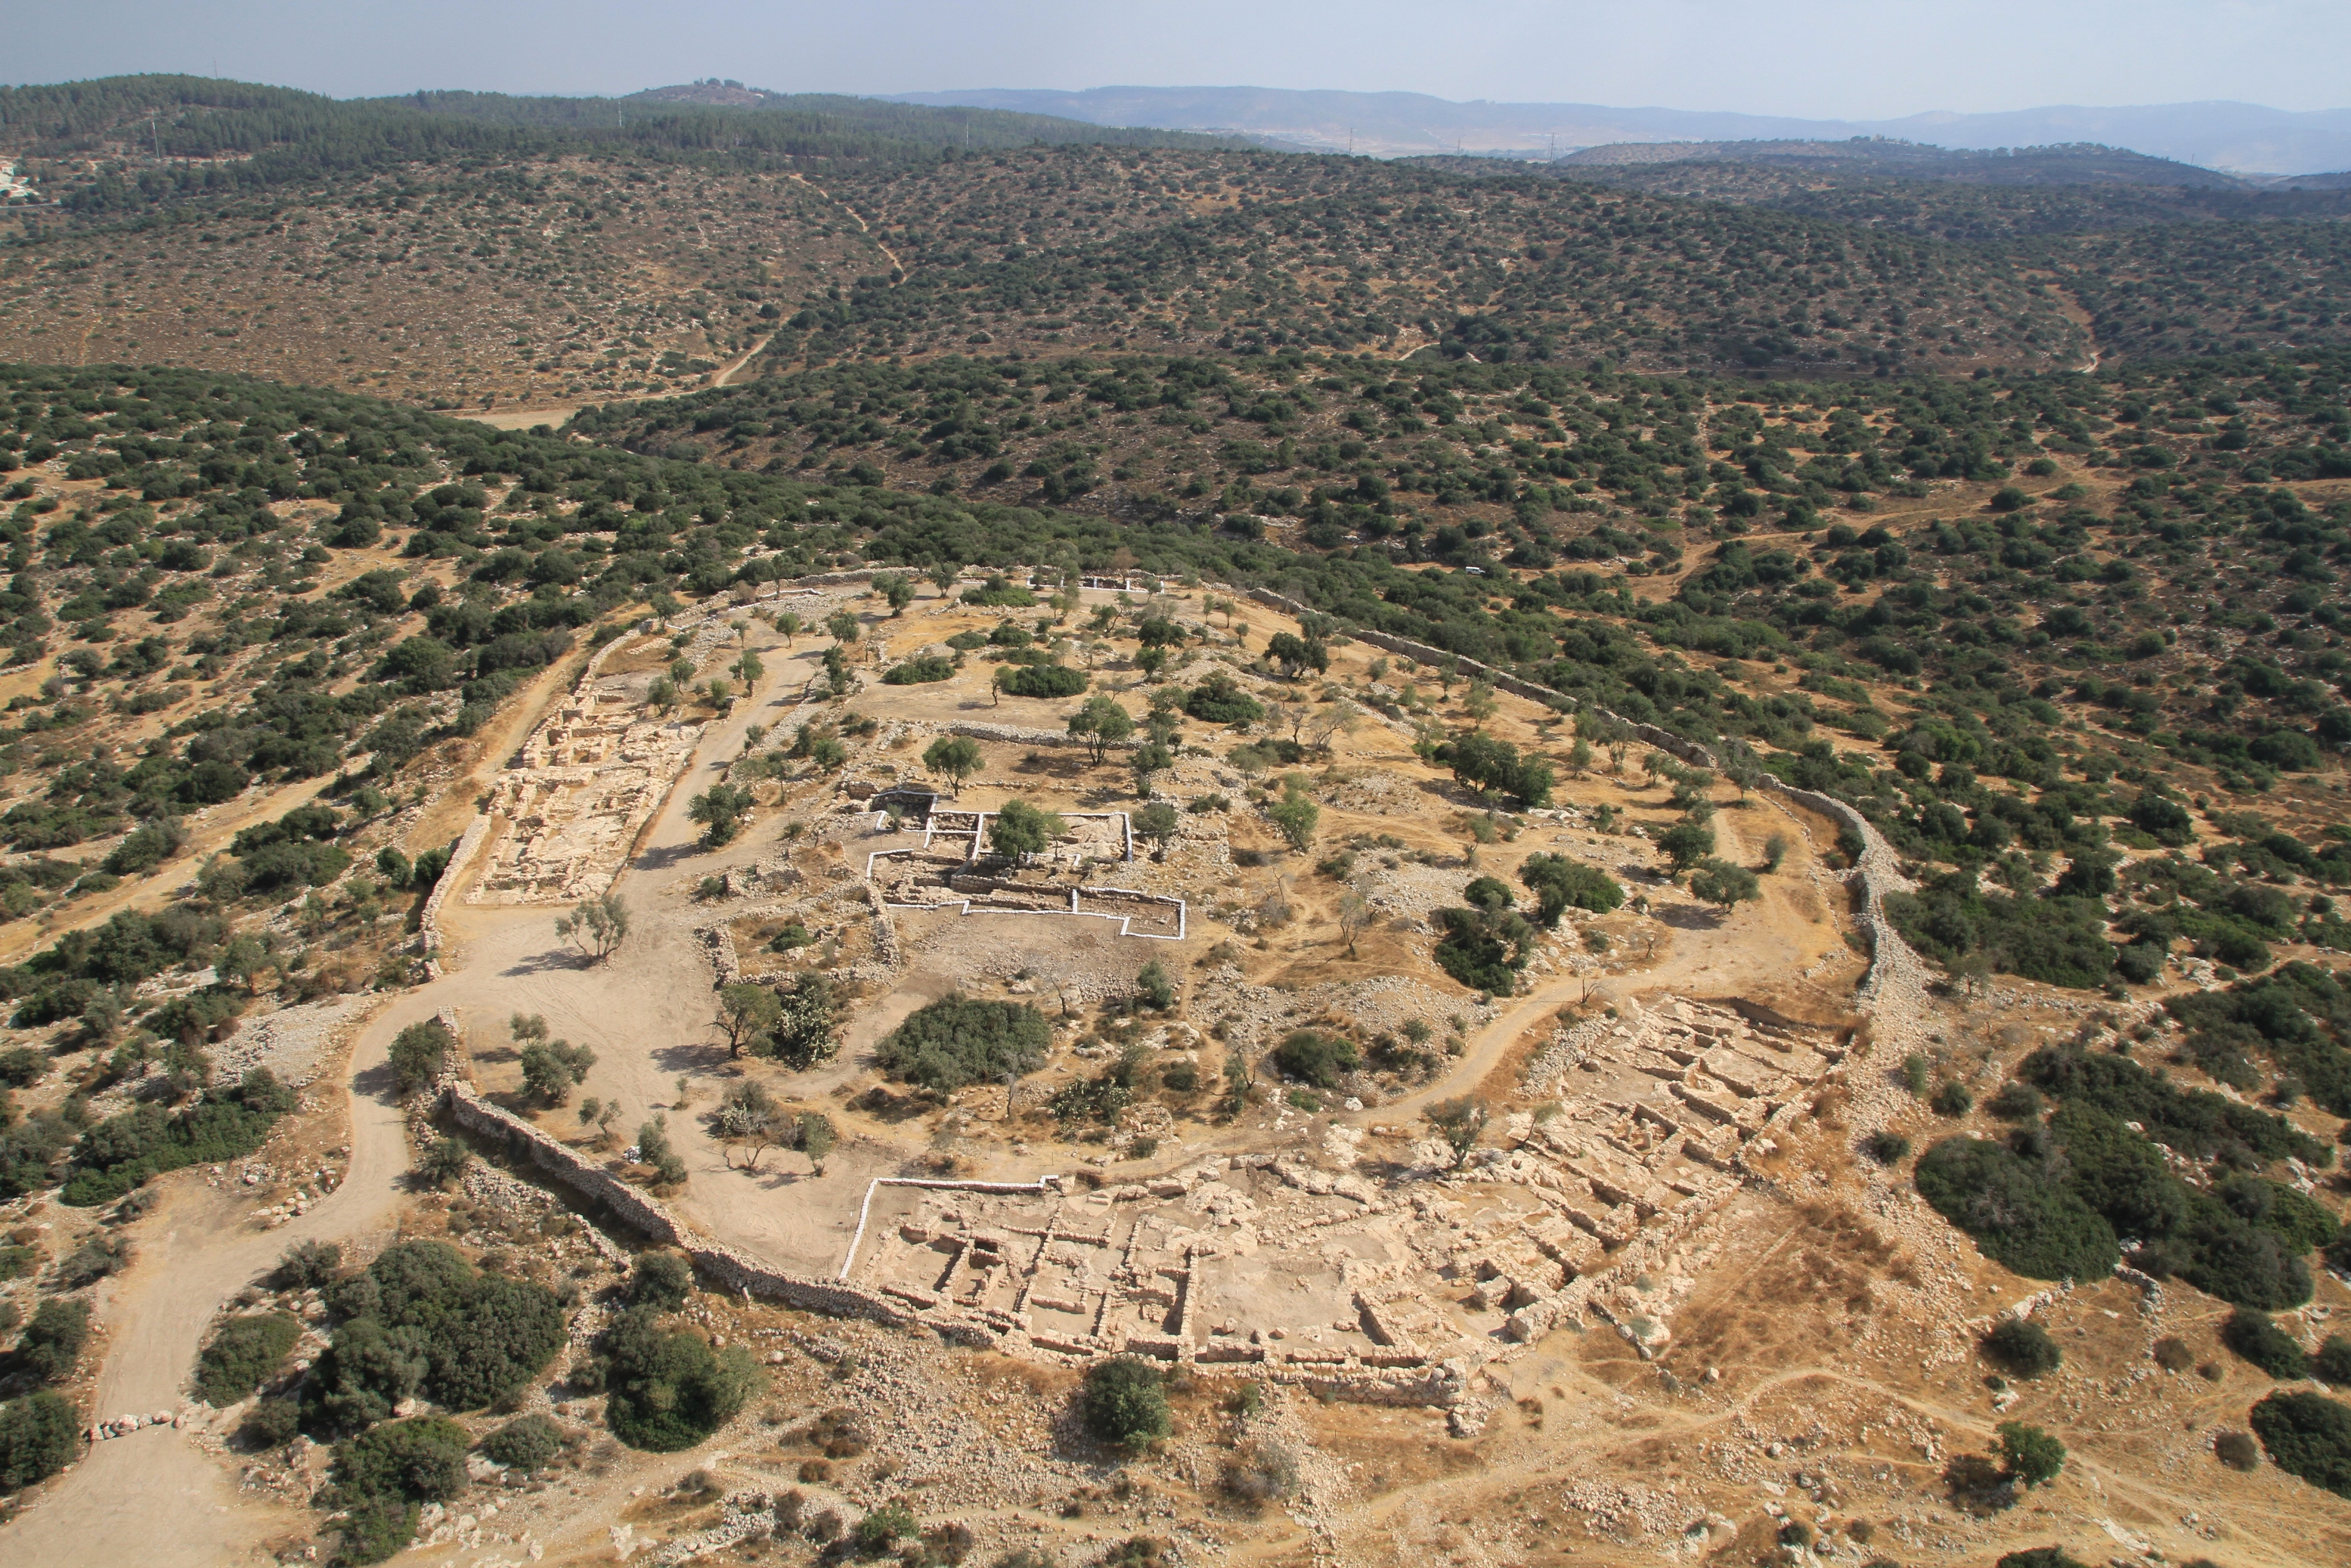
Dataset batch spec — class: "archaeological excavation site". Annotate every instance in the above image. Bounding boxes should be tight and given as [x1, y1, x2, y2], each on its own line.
[5, 549, 2349, 1568]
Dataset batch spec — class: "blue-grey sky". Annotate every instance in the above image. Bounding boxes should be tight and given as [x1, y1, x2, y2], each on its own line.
[7, 0, 2347, 119]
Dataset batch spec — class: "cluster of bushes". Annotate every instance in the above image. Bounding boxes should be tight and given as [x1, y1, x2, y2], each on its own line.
[1435, 731, 1554, 809]
[1433, 875, 1535, 996]
[1919, 1046, 2337, 1306]
[2, 904, 228, 1027]
[0, 1295, 90, 1496]
[0, 1390, 79, 1496]
[320, 1415, 471, 1563]
[1183, 671, 1263, 725]
[874, 996, 1049, 1091]
[578, 1306, 760, 1452]
[1885, 866, 2117, 990]
[304, 1241, 565, 1434]
[58, 1067, 296, 1206]
[881, 655, 956, 685]
[2167, 964, 2351, 1114]
[194, 1312, 301, 1405]
[2251, 1391, 2351, 1500]
[1000, 662, 1087, 698]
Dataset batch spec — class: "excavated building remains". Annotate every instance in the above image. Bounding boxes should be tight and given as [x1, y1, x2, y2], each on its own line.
[469, 683, 706, 906]
[838, 996, 1842, 1401]
[861, 799, 1184, 939]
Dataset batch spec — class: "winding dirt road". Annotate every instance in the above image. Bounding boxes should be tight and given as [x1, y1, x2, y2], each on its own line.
[0, 989, 441, 1566]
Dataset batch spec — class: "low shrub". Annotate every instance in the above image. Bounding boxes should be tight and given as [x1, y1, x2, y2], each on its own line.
[11, 1298, 88, 1384]
[480, 1413, 562, 1473]
[241, 1396, 302, 1449]
[2251, 1390, 2351, 1498]
[2223, 1309, 2310, 1378]
[0, 1390, 77, 1495]
[2216, 1430, 2261, 1470]
[275, 1238, 342, 1290]
[1983, 1318, 2062, 1378]
[1270, 1029, 1358, 1089]
[194, 1312, 300, 1405]
[1001, 663, 1087, 699]
[628, 1253, 694, 1312]
[1865, 1130, 1912, 1164]
[875, 996, 1050, 1091]
[1080, 1356, 1170, 1449]
[881, 655, 956, 685]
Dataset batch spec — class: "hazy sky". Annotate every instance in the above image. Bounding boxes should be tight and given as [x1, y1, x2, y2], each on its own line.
[8, 0, 2348, 118]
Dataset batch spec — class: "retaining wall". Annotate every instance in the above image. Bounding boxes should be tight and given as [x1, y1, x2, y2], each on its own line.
[438, 1075, 908, 1322]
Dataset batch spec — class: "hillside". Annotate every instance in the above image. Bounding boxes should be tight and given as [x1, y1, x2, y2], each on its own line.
[5, 80, 2350, 405]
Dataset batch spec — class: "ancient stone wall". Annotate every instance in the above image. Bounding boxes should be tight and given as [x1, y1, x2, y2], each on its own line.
[437, 1075, 907, 1323]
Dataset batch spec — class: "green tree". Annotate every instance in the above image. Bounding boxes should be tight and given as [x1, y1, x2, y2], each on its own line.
[1133, 801, 1180, 841]
[796, 1111, 837, 1174]
[1997, 1421, 2066, 1488]
[874, 574, 915, 615]
[1082, 1357, 1172, 1449]
[925, 562, 960, 597]
[688, 783, 756, 848]
[1687, 858, 1761, 910]
[556, 892, 630, 962]
[1268, 780, 1320, 853]
[826, 609, 860, 644]
[1517, 854, 1622, 925]
[519, 1038, 595, 1105]
[387, 1020, 452, 1095]
[989, 799, 1066, 863]
[1068, 696, 1135, 764]
[922, 734, 983, 796]
[1658, 820, 1718, 873]
[717, 982, 782, 1059]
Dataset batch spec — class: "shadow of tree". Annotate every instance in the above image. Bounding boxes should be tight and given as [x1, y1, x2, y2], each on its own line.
[503, 947, 592, 977]
[635, 841, 705, 874]
[351, 1057, 405, 1105]
[653, 1040, 730, 1077]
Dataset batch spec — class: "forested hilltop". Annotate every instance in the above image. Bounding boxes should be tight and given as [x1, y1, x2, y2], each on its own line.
[5, 79, 2351, 404]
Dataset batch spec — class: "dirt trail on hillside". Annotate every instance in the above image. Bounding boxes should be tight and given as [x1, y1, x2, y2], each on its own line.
[466, 330, 777, 431]
[0, 989, 434, 1568]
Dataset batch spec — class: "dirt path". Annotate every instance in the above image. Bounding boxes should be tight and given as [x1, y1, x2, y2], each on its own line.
[0, 988, 438, 1568]
[463, 331, 776, 432]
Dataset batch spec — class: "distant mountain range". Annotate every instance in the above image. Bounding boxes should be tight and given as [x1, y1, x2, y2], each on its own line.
[882, 86, 2351, 175]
